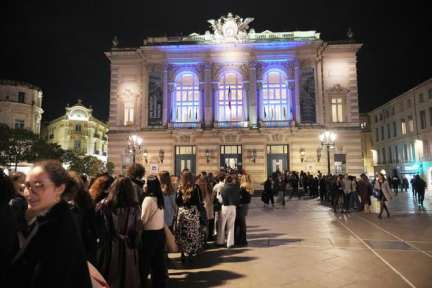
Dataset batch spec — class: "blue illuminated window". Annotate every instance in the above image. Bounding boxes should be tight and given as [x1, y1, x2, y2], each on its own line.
[172, 73, 200, 123]
[217, 72, 244, 122]
[261, 71, 291, 121]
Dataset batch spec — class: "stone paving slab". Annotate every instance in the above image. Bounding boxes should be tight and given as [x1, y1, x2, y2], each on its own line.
[165, 191, 432, 287]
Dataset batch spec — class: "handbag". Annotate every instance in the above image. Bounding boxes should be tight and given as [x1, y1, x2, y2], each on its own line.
[196, 185, 208, 227]
[164, 222, 178, 253]
[373, 189, 380, 199]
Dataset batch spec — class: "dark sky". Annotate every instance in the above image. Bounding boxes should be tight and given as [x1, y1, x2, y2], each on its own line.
[1, 0, 431, 122]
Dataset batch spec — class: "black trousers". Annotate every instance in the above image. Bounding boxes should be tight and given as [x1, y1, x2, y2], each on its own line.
[344, 193, 351, 211]
[418, 190, 425, 204]
[394, 184, 399, 194]
[290, 187, 300, 198]
[139, 229, 166, 288]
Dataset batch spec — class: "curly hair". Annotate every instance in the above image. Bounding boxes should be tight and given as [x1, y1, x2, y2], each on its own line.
[126, 163, 145, 179]
[89, 175, 114, 202]
[198, 176, 213, 198]
[178, 169, 195, 202]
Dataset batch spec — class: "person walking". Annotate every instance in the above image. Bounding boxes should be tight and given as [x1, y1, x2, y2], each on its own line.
[3, 160, 92, 288]
[391, 173, 401, 196]
[197, 174, 214, 245]
[217, 175, 240, 248]
[140, 176, 166, 288]
[319, 175, 327, 201]
[349, 176, 361, 210]
[175, 169, 202, 262]
[402, 176, 409, 192]
[375, 173, 393, 219]
[411, 176, 417, 198]
[97, 177, 142, 288]
[413, 175, 426, 206]
[359, 174, 372, 214]
[274, 174, 285, 207]
[330, 175, 344, 213]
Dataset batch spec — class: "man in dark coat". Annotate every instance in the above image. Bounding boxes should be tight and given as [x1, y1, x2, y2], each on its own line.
[127, 163, 146, 205]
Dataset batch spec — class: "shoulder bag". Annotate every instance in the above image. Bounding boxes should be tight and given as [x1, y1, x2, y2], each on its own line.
[164, 222, 178, 253]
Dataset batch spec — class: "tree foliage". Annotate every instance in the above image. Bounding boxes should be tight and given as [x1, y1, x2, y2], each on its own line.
[67, 151, 105, 176]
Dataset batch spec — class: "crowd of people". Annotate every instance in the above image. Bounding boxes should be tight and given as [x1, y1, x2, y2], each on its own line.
[260, 169, 428, 217]
[0, 161, 254, 288]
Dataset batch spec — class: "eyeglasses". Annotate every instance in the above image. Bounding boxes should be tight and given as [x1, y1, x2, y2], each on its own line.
[24, 182, 46, 195]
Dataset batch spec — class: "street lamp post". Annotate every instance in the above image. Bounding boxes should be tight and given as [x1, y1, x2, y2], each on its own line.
[127, 134, 142, 164]
[319, 131, 336, 175]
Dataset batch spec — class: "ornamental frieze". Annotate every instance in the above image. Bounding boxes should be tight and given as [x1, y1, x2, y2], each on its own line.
[167, 63, 205, 82]
[146, 63, 166, 73]
[211, 63, 250, 81]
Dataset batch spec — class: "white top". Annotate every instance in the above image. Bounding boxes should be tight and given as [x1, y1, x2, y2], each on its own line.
[141, 197, 164, 230]
[213, 181, 225, 204]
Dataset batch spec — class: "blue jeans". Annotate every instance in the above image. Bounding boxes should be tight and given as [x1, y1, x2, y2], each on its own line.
[350, 191, 361, 209]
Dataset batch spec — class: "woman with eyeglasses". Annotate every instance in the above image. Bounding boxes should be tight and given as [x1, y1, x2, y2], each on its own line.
[2, 160, 92, 288]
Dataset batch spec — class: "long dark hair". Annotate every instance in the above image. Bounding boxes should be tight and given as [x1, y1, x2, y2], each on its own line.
[104, 177, 137, 211]
[146, 175, 164, 210]
[159, 170, 175, 196]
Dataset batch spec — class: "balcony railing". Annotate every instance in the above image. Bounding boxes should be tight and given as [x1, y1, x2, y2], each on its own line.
[168, 122, 202, 129]
[69, 131, 88, 136]
[214, 121, 248, 128]
[94, 133, 100, 139]
[259, 120, 295, 128]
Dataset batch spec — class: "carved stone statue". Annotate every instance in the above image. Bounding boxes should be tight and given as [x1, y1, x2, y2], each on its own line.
[207, 13, 254, 42]
[112, 35, 119, 48]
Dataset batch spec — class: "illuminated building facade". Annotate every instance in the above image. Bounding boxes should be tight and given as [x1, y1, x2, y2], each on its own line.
[0, 80, 44, 134]
[369, 78, 432, 184]
[41, 100, 109, 163]
[107, 13, 363, 184]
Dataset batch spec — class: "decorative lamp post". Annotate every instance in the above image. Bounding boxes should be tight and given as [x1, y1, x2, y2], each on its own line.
[128, 134, 142, 164]
[319, 131, 336, 175]
[143, 149, 148, 163]
[159, 149, 164, 163]
[300, 148, 305, 162]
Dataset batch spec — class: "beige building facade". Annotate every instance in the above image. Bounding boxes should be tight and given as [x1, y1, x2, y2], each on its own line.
[41, 100, 109, 163]
[0, 80, 44, 134]
[369, 78, 432, 185]
[360, 113, 374, 177]
[106, 13, 363, 185]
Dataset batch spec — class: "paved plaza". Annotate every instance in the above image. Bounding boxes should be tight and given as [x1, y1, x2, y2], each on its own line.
[166, 191, 432, 287]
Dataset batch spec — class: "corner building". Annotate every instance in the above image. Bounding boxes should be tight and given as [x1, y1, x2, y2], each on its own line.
[106, 13, 363, 185]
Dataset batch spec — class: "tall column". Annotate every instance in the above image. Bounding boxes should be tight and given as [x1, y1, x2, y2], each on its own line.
[142, 64, 149, 127]
[248, 61, 258, 127]
[162, 63, 168, 126]
[315, 59, 324, 125]
[294, 59, 301, 124]
[204, 62, 212, 127]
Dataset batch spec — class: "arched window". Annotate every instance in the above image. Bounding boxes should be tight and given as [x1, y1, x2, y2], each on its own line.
[261, 70, 290, 121]
[217, 72, 244, 122]
[173, 73, 200, 122]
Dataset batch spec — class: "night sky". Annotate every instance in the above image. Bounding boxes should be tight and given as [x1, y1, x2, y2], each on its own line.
[1, 0, 431, 122]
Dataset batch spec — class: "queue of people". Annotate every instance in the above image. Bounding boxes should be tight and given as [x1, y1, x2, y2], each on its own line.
[0, 161, 255, 288]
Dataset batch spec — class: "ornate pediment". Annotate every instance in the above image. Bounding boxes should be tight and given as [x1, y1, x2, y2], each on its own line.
[179, 135, 191, 142]
[225, 134, 237, 142]
[326, 84, 350, 94]
[207, 12, 254, 43]
[272, 134, 283, 141]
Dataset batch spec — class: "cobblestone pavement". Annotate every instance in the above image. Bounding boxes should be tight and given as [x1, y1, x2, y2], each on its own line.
[166, 191, 432, 287]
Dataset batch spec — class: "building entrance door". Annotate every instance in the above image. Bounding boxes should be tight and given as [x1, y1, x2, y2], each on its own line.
[175, 146, 196, 176]
[266, 145, 289, 176]
[220, 145, 242, 173]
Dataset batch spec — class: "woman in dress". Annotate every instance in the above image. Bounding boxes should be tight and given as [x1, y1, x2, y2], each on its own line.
[375, 172, 392, 219]
[140, 175, 165, 288]
[175, 169, 202, 262]
[98, 176, 141, 288]
[3, 160, 92, 287]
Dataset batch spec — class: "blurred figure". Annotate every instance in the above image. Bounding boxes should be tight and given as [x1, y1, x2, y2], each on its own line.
[414, 175, 426, 206]
[212, 171, 225, 240]
[9, 172, 29, 238]
[197, 175, 214, 245]
[331, 175, 344, 213]
[0, 170, 19, 280]
[359, 174, 372, 214]
[140, 176, 165, 288]
[263, 176, 274, 206]
[3, 161, 91, 287]
[97, 177, 141, 288]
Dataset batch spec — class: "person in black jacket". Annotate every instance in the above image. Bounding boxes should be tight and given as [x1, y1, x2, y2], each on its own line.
[289, 172, 301, 199]
[2, 160, 92, 288]
[0, 170, 19, 280]
[319, 176, 327, 201]
[414, 175, 426, 206]
[235, 175, 254, 245]
[263, 176, 274, 206]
